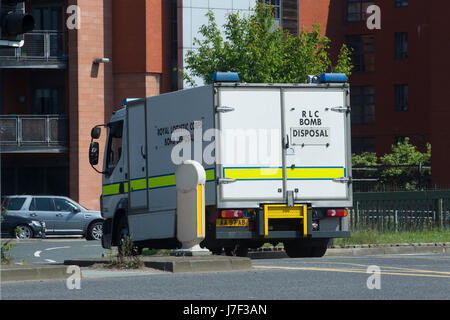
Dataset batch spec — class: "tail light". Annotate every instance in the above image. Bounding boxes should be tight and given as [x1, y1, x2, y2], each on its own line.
[327, 209, 348, 217]
[221, 210, 243, 218]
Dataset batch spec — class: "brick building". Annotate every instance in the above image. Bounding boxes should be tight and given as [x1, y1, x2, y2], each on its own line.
[298, 0, 450, 188]
[1, 0, 448, 210]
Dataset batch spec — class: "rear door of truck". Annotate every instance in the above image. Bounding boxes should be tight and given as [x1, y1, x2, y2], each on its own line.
[216, 86, 284, 205]
[216, 84, 351, 207]
[282, 86, 350, 202]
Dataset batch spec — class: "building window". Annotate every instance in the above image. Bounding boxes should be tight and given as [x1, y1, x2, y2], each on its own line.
[33, 88, 64, 115]
[31, 3, 63, 31]
[352, 137, 375, 154]
[346, 0, 375, 22]
[351, 86, 375, 125]
[346, 34, 375, 73]
[395, 84, 408, 112]
[395, 32, 408, 59]
[262, 0, 282, 27]
[395, 0, 408, 8]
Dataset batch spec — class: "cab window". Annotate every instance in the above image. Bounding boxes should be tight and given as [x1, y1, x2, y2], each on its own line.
[106, 120, 124, 174]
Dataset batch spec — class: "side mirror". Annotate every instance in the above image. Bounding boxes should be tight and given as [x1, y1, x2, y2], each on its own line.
[91, 127, 101, 139]
[72, 207, 81, 213]
[89, 142, 100, 166]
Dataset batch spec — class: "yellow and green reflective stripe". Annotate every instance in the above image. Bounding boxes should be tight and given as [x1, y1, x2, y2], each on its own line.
[103, 183, 121, 196]
[148, 174, 176, 189]
[102, 168, 216, 196]
[223, 167, 345, 181]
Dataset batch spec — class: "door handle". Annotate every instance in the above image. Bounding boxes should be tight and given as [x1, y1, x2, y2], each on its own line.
[56, 213, 63, 217]
[284, 134, 290, 149]
[29, 213, 37, 217]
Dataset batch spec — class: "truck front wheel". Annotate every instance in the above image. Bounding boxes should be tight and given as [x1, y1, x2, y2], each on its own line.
[117, 216, 142, 256]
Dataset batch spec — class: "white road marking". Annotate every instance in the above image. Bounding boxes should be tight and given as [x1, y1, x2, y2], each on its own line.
[34, 251, 42, 257]
[45, 259, 57, 263]
[45, 246, 71, 251]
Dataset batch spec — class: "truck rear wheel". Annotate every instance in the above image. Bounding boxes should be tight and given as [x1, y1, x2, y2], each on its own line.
[235, 245, 248, 257]
[284, 239, 328, 258]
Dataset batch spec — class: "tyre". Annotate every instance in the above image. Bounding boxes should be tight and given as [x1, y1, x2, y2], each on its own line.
[210, 247, 223, 255]
[235, 245, 248, 257]
[15, 225, 33, 239]
[86, 221, 103, 241]
[310, 244, 328, 257]
[117, 216, 140, 256]
[224, 247, 235, 256]
[284, 241, 311, 258]
[284, 239, 329, 258]
[310, 239, 329, 257]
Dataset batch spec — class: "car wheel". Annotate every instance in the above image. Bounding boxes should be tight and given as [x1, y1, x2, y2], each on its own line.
[87, 221, 103, 241]
[15, 225, 33, 239]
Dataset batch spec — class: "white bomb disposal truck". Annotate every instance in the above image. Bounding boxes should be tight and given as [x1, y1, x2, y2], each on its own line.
[89, 72, 352, 257]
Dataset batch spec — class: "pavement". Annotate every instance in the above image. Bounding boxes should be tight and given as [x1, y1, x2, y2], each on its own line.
[2, 242, 449, 283]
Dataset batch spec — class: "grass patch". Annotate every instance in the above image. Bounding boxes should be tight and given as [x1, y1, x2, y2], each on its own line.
[334, 229, 450, 246]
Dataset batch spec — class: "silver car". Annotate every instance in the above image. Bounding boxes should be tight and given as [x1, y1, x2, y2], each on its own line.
[2, 196, 103, 240]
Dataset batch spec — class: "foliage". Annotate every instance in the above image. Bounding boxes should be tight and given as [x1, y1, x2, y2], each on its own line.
[352, 138, 432, 191]
[379, 138, 431, 189]
[105, 237, 143, 269]
[182, 2, 353, 86]
[1, 240, 13, 264]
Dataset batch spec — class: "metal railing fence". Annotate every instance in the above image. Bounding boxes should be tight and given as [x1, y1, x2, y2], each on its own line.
[351, 191, 450, 232]
[0, 31, 65, 61]
[0, 115, 68, 147]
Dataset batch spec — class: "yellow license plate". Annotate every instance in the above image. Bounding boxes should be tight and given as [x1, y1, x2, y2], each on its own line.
[216, 219, 249, 227]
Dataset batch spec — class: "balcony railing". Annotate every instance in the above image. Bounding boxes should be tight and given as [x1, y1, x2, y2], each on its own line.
[0, 31, 66, 63]
[0, 115, 69, 153]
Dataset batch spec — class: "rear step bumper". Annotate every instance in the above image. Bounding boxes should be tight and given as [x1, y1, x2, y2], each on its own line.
[215, 204, 350, 240]
[216, 230, 350, 239]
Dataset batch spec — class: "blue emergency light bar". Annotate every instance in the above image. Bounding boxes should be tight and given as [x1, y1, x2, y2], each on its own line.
[318, 73, 348, 83]
[122, 98, 141, 106]
[211, 72, 240, 82]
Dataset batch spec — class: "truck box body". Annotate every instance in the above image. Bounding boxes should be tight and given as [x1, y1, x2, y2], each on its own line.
[100, 81, 352, 250]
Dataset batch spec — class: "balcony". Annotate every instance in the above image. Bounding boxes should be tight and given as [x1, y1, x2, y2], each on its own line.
[0, 115, 69, 153]
[0, 31, 67, 69]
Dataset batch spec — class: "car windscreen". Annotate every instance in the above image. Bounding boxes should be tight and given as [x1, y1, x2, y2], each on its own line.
[1, 197, 26, 211]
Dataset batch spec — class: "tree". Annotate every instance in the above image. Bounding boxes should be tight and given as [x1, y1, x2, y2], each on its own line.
[182, 2, 352, 86]
[379, 138, 431, 190]
[351, 138, 432, 191]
